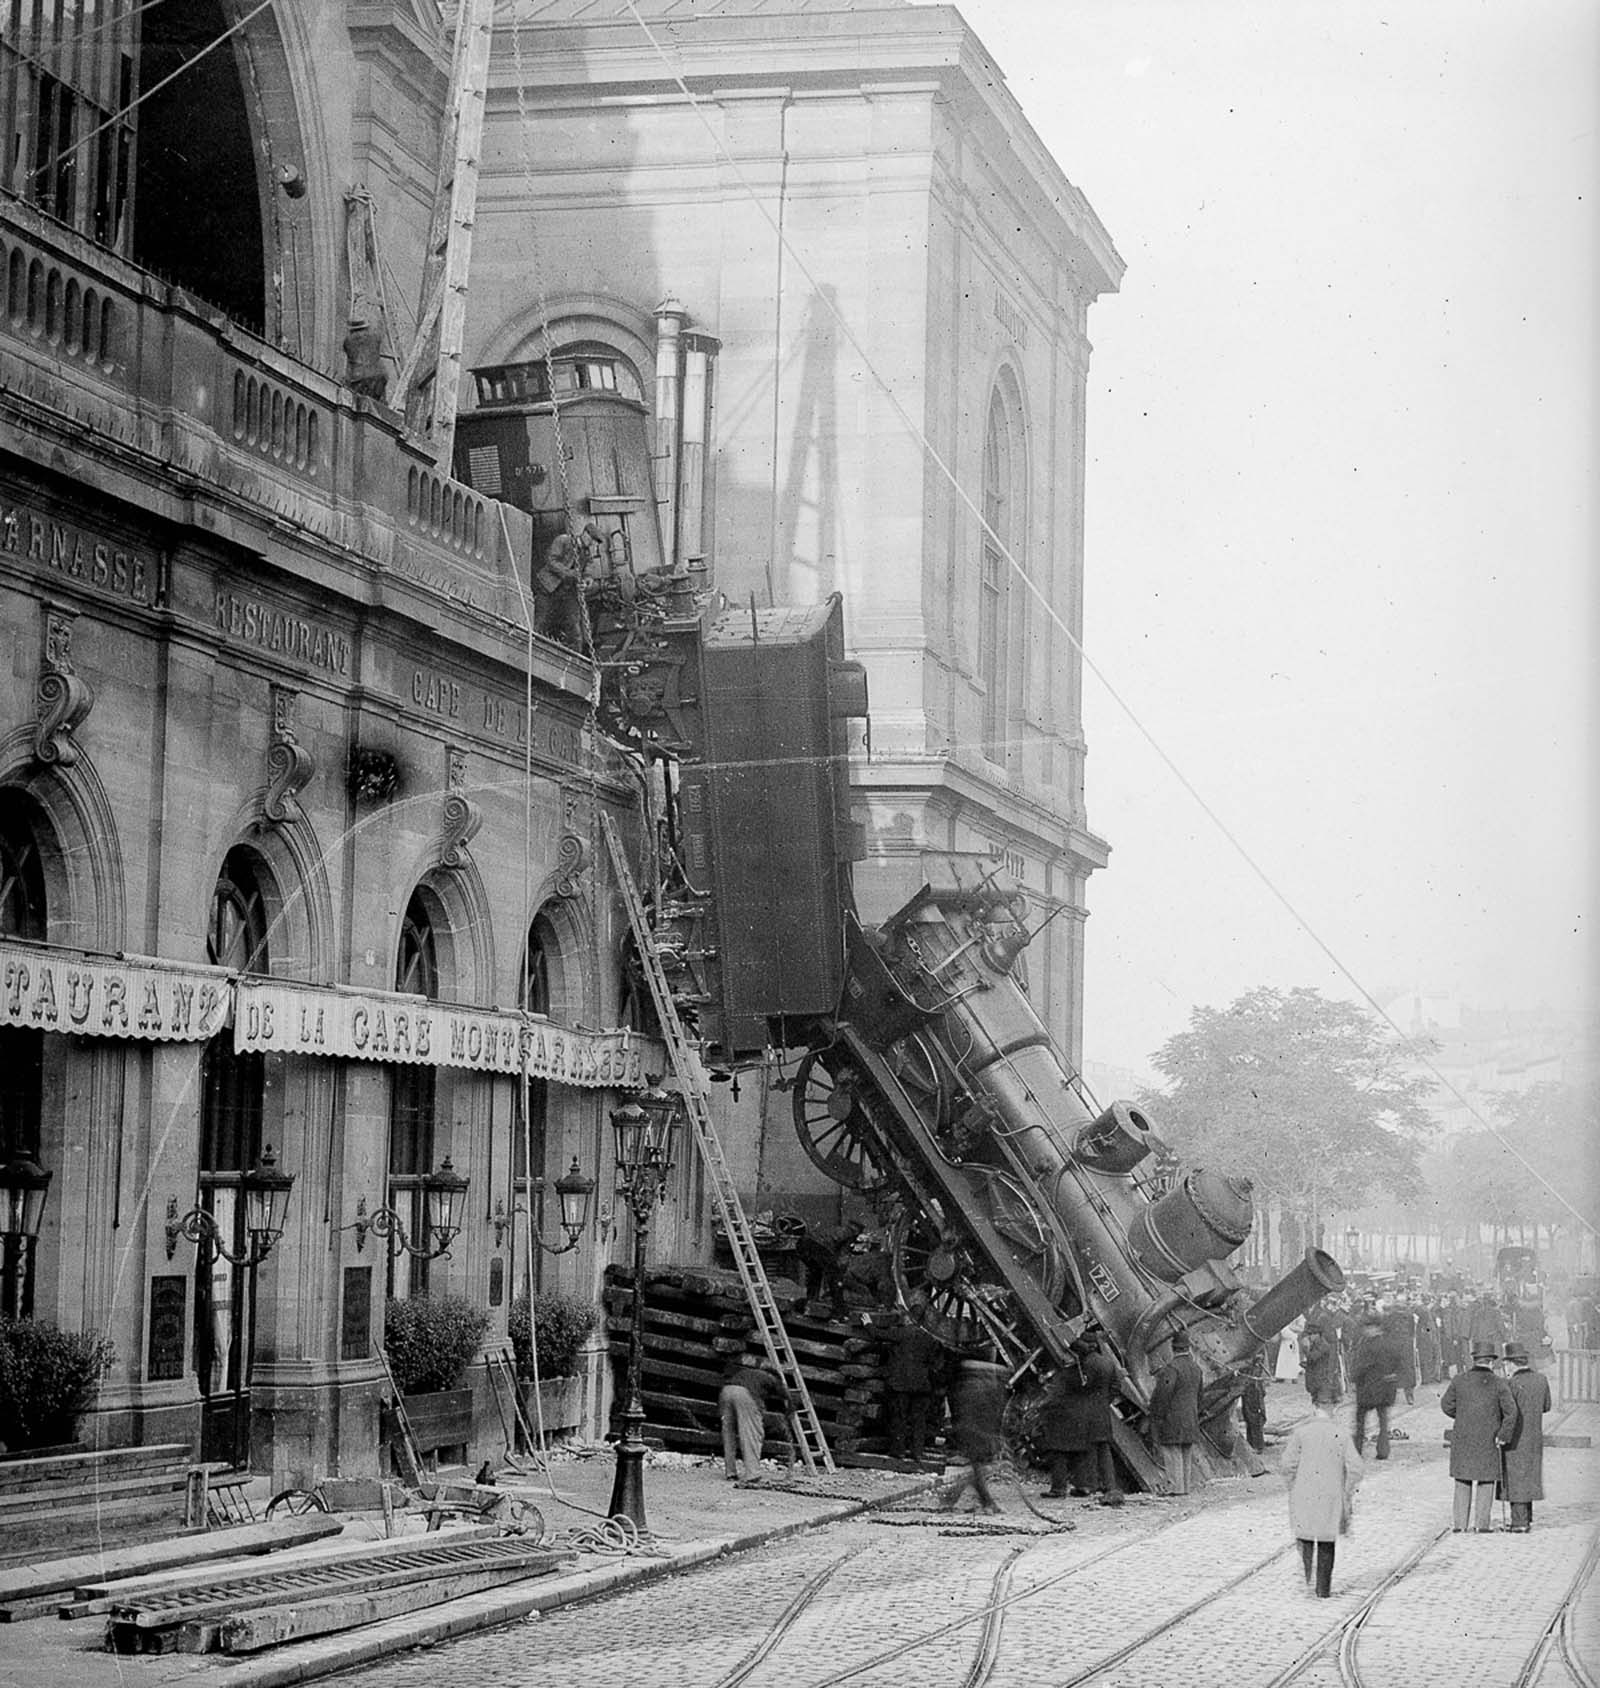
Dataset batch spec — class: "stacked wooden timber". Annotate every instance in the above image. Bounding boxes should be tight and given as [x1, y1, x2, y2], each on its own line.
[0, 1443, 198, 1563]
[604, 1265, 942, 1464]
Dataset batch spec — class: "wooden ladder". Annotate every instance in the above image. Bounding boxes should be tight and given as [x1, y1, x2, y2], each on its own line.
[599, 812, 833, 1473]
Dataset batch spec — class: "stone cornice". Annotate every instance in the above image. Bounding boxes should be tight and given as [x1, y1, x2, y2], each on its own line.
[486, 5, 1122, 294]
[855, 756, 1110, 872]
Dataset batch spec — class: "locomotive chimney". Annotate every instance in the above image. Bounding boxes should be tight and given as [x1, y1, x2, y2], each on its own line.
[1229, 1247, 1345, 1360]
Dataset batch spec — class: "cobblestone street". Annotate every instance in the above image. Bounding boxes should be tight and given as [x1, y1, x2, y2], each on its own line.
[333, 1389, 1600, 1688]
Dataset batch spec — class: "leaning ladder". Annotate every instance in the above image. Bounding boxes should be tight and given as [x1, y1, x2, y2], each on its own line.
[599, 812, 834, 1474]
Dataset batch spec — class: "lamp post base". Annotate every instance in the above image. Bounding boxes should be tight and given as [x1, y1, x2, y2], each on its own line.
[607, 1399, 649, 1530]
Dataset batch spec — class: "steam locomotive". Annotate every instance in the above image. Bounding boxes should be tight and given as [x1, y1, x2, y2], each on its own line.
[788, 860, 1341, 1480]
[452, 346, 1342, 1484]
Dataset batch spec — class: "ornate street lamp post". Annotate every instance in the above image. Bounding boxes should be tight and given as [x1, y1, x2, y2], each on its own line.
[607, 1083, 681, 1529]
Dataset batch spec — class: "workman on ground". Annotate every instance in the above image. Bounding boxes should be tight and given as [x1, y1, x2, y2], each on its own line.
[719, 1349, 793, 1486]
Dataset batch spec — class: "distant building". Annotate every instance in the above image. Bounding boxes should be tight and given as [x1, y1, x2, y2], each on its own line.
[1380, 990, 1598, 1136]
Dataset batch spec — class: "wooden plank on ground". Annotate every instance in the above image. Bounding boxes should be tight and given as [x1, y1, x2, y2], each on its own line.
[0, 1514, 343, 1609]
[0, 1446, 192, 1495]
[207, 1552, 578, 1654]
[0, 1470, 191, 1513]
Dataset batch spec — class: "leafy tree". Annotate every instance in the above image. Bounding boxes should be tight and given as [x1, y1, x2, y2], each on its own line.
[1141, 986, 1436, 1246]
[1414, 1082, 1596, 1257]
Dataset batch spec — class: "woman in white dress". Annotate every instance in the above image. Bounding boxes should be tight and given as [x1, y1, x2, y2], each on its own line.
[1275, 1314, 1304, 1382]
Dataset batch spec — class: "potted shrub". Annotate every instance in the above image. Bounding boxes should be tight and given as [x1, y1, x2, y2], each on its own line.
[0, 1318, 115, 1453]
[508, 1292, 598, 1433]
[383, 1295, 489, 1463]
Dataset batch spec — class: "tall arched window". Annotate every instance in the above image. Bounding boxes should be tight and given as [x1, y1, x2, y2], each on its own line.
[0, 795, 46, 1317]
[196, 846, 272, 1464]
[979, 375, 1029, 763]
[388, 892, 440, 1299]
[515, 914, 554, 1193]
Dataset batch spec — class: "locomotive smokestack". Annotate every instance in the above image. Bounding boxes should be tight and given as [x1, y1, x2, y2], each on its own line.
[1229, 1247, 1344, 1361]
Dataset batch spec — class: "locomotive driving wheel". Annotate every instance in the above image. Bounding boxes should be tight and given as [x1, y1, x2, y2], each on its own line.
[890, 1207, 993, 1351]
[881, 1031, 948, 1131]
[792, 1050, 891, 1192]
[964, 1165, 1070, 1306]
[890, 1197, 1027, 1360]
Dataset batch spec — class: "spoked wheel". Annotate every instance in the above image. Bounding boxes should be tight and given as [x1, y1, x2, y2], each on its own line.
[890, 1201, 1024, 1359]
[881, 1031, 948, 1131]
[964, 1165, 1069, 1306]
[792, 1050, 891, 1191]
[265, 1487, 329, 1519]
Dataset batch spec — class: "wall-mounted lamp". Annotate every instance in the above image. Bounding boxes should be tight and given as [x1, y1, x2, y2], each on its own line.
[492, 1155, 595, 1253]
[343, 1157, 470, 1259]
[0, 1152, 52, 1242]
[166, 1145, 294, 1266]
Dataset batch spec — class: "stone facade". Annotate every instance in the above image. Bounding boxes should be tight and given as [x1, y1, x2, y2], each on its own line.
[0, 1, 683, 1485]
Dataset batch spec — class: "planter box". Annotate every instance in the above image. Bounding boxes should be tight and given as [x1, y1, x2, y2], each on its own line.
[401, 1387, 474, 1456]
[520, 1376, 582, 1434]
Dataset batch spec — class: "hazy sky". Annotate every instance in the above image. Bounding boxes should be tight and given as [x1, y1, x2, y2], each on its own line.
[915, 0, 1598, 1075]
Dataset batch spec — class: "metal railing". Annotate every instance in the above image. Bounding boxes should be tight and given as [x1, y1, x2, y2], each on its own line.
[1556, 1347, 1600, 1404]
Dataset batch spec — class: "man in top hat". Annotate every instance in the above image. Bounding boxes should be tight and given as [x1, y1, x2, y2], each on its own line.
[1440, 1340, 1518, 1531]
[1499, 1341, 1552, 1532]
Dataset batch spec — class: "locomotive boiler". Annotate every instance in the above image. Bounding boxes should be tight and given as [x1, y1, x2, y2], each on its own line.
[449, 337, 1340, 1485]
[788, 858, 1342, 1481]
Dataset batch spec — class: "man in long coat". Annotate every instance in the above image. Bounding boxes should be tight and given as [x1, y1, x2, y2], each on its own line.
[1499, 1341, 1552, 1532]
[1148, 1330, 1204, 1496]
[882, 1311, 946, 1464]
[939, 1359, 1007, 1515]
[1282, 1397, 1364, 1597]
[1440, 1294, 1470, 1378]
[1415, 1299, 1443, 1385]
[1350, 1315, 1403, 1460]
[1381, 1302, 1419, 1405]
[1301, 1310, 1344, 1405]
[1036, 1333, 1126, 1506]
[1440, 1341, 1518, 1531]
[1468, 1293, 1507, 1357]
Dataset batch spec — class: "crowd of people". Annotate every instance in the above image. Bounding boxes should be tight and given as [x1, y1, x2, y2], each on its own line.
[719, 1228, 1572, 1596]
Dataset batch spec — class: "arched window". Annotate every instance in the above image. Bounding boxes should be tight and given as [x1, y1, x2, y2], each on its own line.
[196, 846, 272, 1463]
[515, 915, 557, 1272]
[131, 0, 267, 331]
[388, 892, 440, 1299]
[978, 376, 1028, 763]
[0, 796, 46, 1318]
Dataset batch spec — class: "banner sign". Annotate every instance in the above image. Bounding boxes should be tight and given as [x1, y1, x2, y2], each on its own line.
[0, 941, 230, 1041]
[232, 980, 658, 1088]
